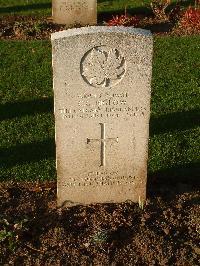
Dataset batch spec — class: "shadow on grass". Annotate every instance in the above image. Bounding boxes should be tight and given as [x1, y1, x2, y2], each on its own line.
[0, 3, 51, 14]
[1, 99, 199, 133]
[147, 162, 200, 197]
[0, 99, 199, 193]
[169, 0, 195, 9]
[0, 98, 53, 121]
[1, 142, 199, 195]
[98, 6, 151, 22]
[150, 109, 200, 135]
[0, 139, 55, 169]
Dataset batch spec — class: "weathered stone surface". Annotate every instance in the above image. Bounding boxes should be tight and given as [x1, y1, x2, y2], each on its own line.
[52, 0, 97, 26]
[51, 26, 153, 206]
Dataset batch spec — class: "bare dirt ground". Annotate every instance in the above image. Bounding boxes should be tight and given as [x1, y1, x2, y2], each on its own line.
[0, 179, 199, 265]
[0, 15, 191, 40]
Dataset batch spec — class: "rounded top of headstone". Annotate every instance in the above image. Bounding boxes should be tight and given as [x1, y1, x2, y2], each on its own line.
[51, 26, 152, 41]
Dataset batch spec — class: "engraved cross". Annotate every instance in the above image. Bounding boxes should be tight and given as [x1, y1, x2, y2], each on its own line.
[87, 123, 118, 167]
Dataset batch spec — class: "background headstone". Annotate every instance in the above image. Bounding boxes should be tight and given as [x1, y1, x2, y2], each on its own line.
[52, 0, 97, 26]
[51, 26, 153, 206]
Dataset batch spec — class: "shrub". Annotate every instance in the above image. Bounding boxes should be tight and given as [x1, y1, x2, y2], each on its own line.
[150, 0, 171, 20]
[178, 6, 200, 33]
[106, 14, 140, 27]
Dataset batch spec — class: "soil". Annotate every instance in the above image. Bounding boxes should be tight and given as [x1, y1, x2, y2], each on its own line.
[0, 180, 199, 265]
[0, 14, 197, 41]
[0, 16, 65, 40]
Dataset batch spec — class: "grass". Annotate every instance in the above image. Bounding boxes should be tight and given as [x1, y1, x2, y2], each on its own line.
[150, 36, 200, 179]
[0, 0, 51, 16]
[0, 0, 183, 16]
[0, 36, 199, 181]
[0, 41, 55, 181]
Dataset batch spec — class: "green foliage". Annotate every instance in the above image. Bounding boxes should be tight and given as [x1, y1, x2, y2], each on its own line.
[91, 229, 109, 245]
[0, 217, 29, 251]
[0, 230, 16, 251]
[1, 230, 16, 251]
[0, 230, 13, 242]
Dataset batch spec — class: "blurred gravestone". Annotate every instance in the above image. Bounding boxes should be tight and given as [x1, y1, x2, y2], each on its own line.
[52, 0, 97, 26]
[51, 26, 153, 206]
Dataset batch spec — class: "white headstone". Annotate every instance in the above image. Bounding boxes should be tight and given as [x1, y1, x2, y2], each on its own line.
[52, 0, 97, 26]
[51, 26, 153, 206]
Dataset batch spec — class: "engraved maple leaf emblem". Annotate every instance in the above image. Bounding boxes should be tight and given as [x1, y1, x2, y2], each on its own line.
[81, 47, 125, 88]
